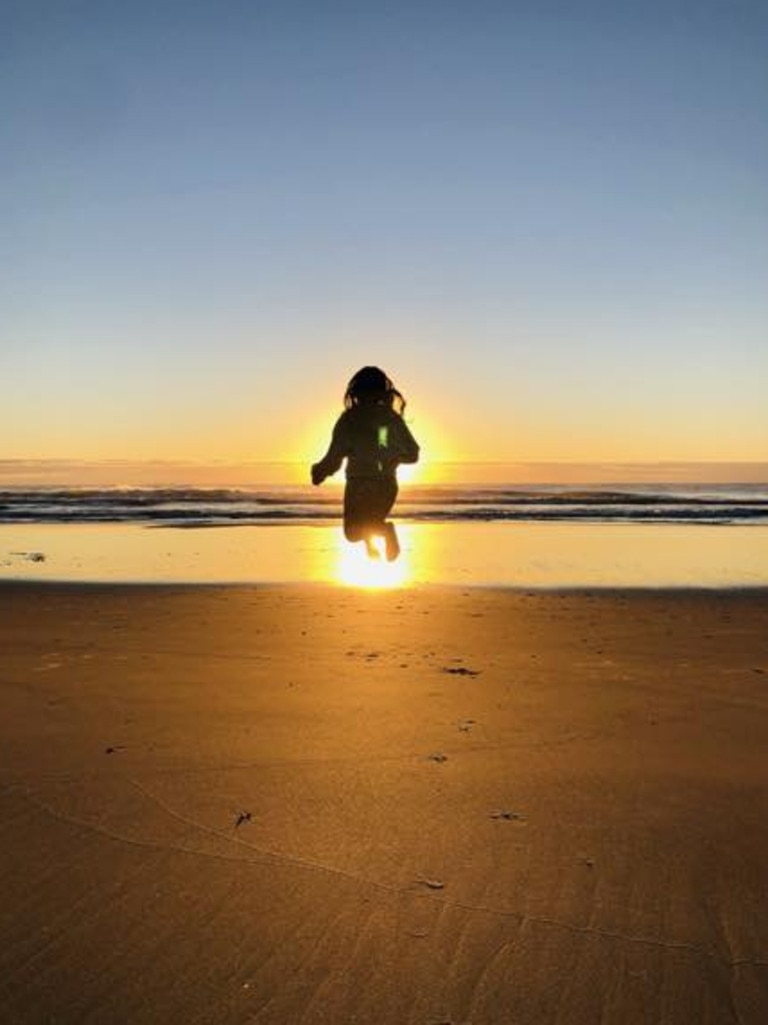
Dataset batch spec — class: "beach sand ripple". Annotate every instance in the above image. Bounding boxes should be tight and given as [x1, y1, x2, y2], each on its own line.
[1, 584, 767, 1023]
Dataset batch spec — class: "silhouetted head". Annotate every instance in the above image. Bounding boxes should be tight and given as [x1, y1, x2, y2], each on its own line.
[344, 366, 406, 415]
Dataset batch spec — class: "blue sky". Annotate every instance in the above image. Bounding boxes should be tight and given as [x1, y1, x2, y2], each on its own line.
[2, 0, 766, 471]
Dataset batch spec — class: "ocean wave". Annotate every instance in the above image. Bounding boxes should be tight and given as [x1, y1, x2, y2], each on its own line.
[1, 484, 768, 526]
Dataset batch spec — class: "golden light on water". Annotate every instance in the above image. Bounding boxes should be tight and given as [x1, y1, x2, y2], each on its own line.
[335, 528, 411, 588]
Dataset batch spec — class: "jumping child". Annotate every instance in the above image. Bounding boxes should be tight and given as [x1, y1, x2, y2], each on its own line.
[311, 367, 420, 561]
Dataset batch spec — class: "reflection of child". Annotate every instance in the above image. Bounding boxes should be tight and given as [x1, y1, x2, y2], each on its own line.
[311, 366, 420, 561]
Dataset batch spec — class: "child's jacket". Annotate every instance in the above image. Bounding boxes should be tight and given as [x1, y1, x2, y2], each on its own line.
[316, 405, 420, 480]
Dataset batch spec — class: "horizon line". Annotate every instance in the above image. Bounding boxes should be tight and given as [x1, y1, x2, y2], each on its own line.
[3, 459, 767, 468]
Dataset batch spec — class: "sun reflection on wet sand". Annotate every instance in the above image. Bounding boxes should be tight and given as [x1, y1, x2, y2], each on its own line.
[335, 528, 411, 588]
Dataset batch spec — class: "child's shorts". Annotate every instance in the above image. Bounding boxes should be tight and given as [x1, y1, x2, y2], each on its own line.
[343, 476, 398, 540]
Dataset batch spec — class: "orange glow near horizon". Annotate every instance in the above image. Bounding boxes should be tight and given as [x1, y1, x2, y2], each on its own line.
[8, 382, 766, 480]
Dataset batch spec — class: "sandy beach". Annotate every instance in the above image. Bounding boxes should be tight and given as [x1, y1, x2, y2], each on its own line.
[2, 582, 767, 1024]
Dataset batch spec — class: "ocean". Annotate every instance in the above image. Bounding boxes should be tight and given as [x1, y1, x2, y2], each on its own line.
[2, 482, 768, 527]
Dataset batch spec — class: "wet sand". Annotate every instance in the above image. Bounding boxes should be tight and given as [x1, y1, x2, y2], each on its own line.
[1, 583, 767, 1024]
[4, 520, 768, 588]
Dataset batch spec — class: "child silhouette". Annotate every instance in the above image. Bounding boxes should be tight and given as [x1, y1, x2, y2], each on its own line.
[311, 367, 420, 561]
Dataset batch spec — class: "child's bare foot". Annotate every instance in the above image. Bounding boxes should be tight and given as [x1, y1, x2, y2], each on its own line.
[365, 537, 380, 559]
[384, 523, 400, 562]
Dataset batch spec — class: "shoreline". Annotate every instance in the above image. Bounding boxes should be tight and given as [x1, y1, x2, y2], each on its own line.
[4, 582, 766, 598]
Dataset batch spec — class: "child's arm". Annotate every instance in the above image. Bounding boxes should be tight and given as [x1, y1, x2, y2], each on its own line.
[390, 417, 420, 465]
[311, 416, 348, 485]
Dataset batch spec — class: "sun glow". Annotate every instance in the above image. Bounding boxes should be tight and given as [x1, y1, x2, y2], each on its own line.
[336, 529, 411, 588]
[397, 462, 419, 484]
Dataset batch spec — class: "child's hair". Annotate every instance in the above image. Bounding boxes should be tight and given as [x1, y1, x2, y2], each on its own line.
[344, 366, 406, 415]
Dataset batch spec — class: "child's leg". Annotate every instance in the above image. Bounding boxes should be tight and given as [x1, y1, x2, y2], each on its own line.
[344, 510, 381, 559]
[383, 522, 400, 562]
[343, 482, 366, 544]
[344, 522, 364, 542]
[344, 478, 400, 559]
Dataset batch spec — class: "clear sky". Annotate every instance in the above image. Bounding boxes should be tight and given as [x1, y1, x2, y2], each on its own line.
[2, 0, 766, 478]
